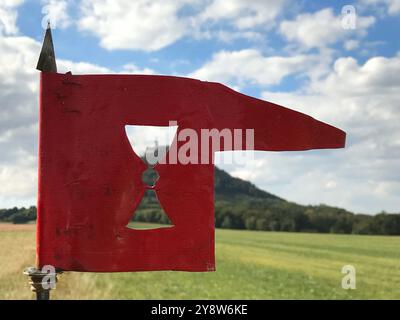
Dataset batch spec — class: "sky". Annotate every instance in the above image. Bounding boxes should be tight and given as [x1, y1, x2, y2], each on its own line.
[0, 0, 399, 214]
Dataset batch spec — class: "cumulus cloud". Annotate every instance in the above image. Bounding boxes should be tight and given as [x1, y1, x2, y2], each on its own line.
[41, 0, 71, 29]
[58, 61, 156, 75]
[58, 60, 112, 74]
[311, 55, 400, 97]
[0, 32, 156, 206]
[247, 53, 400, 213]
[194, 29, 264, 44]
[121, 63, 155, 75]
[76, 0, 288, 51]
[0, 35, 40, 152]
[189, 49, 319, 87]
[359, 0, 400, 16]
[279, 8, 375, 49]
[344, 39, 360, 51]
[197, 0, 288, 29]
[78, 0, 192, 51]
[1, 1, 398, 215]
[0, 150, 37, 197]
[0, 35, 40, 204]
[0, 0, 24, 35]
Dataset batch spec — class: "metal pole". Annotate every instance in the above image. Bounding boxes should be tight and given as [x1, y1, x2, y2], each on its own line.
[23, 267, 59, 300]
[25, 21, 59, 301]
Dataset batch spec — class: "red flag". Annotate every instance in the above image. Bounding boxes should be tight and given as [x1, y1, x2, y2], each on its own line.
[37, 72, 345, 272]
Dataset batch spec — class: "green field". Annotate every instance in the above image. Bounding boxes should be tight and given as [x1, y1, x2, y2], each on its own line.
[0, 223, 399, 299]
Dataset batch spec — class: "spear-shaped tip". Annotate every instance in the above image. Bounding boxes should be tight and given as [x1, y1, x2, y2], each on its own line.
[36, 21, 57, 73]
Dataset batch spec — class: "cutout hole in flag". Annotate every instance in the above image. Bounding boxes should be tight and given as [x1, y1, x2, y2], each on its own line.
[128, 189, 174, 230]
[124, 125, 178, 165]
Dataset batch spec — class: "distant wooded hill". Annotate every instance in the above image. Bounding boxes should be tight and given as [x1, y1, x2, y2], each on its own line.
[1, 167, 399, 235]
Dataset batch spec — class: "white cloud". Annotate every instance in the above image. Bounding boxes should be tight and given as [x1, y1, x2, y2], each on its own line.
[312, 55, 400, 98]
[75, 0, 288, 51]
[0, 35, 40, 141]
[0, 32, 159, 206]
[344, 39, 360, 51]
[121, 63, 155, 75]
[78, 0, 193, 51]
[249, 53, 400, 213]
[197, 0, 288, 29]
[0, 34, 40, 203]
[386, 0, 400, 14]
[359, 0, 400, 16]
[189, 49, 319, 87]
[58, 60, 156, 75]
[59, 62, 156, 75]
[0, 151, 37, 198]
[57, 60, 112, 74]
[279, 8, 375, 49]
[0, 0, 24, 35]
[41, 0, 71, 29]
[194, 29, 264, 44]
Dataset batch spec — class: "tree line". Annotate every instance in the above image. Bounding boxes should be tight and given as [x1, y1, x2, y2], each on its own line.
[212, 201, 400, 235]
[2, 167, 399, 235]
[2, 204, 400, 235]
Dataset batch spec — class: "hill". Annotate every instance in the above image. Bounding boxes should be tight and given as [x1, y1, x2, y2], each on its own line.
[214, 167, 283, 201]
[133, 167, 400, 235]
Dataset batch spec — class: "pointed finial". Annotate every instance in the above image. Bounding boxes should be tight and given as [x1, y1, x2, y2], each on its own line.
[36, 21, 57, 72]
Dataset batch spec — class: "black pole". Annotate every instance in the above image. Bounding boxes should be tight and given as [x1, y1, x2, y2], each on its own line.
[23, 267, 58, 300]
[37, 291, 50, 300]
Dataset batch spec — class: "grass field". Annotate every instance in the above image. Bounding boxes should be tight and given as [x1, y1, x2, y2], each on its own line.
[0, 223, 399, 299]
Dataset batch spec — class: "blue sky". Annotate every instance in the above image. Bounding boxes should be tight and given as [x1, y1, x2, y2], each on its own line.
[0, 0, 399, 214]
[16, 1, 400, 81]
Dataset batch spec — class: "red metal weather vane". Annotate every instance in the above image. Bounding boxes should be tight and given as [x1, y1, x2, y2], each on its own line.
[34, 25, 346, 275]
